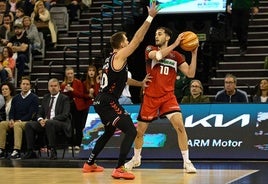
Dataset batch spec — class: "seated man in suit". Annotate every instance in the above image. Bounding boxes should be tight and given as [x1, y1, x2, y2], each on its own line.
[23, 78, 71, 159]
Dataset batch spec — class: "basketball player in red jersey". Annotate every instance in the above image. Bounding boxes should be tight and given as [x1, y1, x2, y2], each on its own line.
[125, 27, 198, 173]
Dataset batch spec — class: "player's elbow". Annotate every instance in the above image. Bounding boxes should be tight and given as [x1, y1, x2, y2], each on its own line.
[186, 72, 195, 78]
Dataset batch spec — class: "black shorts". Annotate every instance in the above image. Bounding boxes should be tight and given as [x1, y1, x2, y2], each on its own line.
[93, 93, 128, 126]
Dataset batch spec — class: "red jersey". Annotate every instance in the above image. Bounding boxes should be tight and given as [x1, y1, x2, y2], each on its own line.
[144, 45, 185, 98]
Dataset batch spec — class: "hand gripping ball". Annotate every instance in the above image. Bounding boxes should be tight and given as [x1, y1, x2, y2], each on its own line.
[180, 31, 199, 51]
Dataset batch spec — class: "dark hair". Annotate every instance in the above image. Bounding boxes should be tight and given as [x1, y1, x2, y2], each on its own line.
[110, 31, 126, 49]
[20, 76, 31, 85]
[0, 82, 15, 96]
[157, 27, 173, 37]
[256, 79, 268, 97]
[17, 7, 24, 13]
[3, 13, 11, 19]
[85, 64, 98, 92]
[2, 46, 13, 57]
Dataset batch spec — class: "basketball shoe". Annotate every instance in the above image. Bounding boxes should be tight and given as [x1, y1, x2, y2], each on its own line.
[82, 162, 104, 173]
[124, 156, 141, 170]
[184, 160, 197, 173]
[111, 166, 135, 180]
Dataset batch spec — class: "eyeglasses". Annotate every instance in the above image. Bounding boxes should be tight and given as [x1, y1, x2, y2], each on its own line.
[225, 81, 235, 84]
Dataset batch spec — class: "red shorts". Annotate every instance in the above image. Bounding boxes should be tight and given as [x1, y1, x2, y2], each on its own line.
[138, 92, 181, 122]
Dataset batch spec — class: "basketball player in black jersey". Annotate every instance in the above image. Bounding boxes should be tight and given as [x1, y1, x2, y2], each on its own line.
[82, 1, 160, 180]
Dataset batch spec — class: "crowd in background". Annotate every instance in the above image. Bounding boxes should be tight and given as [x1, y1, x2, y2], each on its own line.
[0, 0, 88, 85]
[0, 65, 100, 160]
[0, 0, 266, 162]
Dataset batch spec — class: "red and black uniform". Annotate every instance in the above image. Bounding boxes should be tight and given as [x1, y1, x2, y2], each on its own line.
[138, 45, 185, 122]
[90, 53, 137, 168]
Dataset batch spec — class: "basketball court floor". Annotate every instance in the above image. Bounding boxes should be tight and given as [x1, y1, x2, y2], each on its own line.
[0, 151, 267, 184]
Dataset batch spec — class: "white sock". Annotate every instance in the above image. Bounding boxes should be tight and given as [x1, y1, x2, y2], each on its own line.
[133, 148, 142, 159]
[181, 150, 190, 163]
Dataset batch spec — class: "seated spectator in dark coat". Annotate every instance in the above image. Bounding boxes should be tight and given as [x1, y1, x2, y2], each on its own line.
[215, 73, 248, 103]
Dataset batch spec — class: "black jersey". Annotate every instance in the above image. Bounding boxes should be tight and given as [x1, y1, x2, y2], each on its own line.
[99, 53, 128, 98]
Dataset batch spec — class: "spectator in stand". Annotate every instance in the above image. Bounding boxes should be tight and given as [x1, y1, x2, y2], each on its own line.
[23, 78, 71, 160]
[252, 79, 268, 103]
[23, 0, 37, 16]
[1, 46, 16, 83]
[0, 0, 14, 25]
[0, 82, 15, 120]
[61, 67, 88, 150]
[0, 82, 15, 158]
[22, 15, 42, 55]
[0, 53, 8, 83]
[31, 0, 57, 48]
[0, 1, 6, 25]
[215, 73, 248, 103]
[14, 7, 25, 25]
[226, 0, 259, 56]
[6, 0, 24, 19]
[181, 79, 210, 103]
[7, 23, 30, 82]
[0, 14, 15, 48]
[83, 64, 100, 108]
[66, 0, 81, 22]
[0, 76, 38, 160]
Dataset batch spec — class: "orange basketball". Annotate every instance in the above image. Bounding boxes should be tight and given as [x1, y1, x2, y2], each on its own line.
[180, 31, 199, 51]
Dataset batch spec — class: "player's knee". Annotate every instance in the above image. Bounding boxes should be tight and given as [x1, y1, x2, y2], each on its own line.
[130, 128, 137, 140]
[127, 124, 137, 140]
[119, 115, 137, 139]
[136, 130, 144, 138]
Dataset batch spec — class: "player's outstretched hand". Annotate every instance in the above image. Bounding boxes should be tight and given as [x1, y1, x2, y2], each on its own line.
[147, 0, 161, 18]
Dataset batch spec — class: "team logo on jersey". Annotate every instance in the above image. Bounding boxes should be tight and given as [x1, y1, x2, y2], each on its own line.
[161, 58, 177, 69]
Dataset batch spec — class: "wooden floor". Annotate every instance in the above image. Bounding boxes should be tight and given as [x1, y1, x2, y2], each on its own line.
[0, 167, 258, 184]
[0, 157, 267, 184]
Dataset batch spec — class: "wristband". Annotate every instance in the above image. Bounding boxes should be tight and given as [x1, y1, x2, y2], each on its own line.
[146, 16, 153, 23]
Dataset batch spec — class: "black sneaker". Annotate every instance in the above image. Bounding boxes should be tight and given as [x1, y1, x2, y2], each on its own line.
[22, 151, 37, 159]
[0, 149, 5, 159]
[49, 149, 57, 160]
[10, 150, 21, 160]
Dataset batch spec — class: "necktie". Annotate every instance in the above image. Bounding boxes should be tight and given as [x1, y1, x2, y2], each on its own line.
[47, 96, 55, 119]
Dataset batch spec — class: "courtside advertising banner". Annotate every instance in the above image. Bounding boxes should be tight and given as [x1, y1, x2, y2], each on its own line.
[81, 104, 268, 159]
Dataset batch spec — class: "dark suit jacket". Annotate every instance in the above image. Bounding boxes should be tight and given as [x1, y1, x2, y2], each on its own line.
[38, 93, 71, 137]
